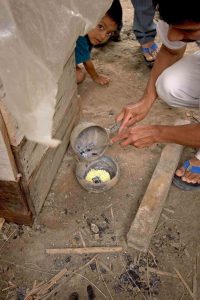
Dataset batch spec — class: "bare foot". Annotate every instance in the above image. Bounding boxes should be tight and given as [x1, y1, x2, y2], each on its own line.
[175, 158, 200, 184]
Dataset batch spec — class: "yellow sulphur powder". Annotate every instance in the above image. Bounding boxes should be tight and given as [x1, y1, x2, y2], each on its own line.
[85, 169, 111, 183]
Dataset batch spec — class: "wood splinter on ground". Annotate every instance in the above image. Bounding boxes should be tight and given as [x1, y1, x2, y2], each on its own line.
[46, 246, 123, 255]
[127, 142, 184, 253]
[0, 218, 5, 231]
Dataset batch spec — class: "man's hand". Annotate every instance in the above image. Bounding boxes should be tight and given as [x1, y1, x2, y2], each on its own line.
[116, 99, 153, 133]
[111, 125, 161, 148]
[93, 74, 110, 85]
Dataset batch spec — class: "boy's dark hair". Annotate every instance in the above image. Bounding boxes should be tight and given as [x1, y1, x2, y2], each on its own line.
[106, 0, 122, 28]
[153, 0, 200, 25]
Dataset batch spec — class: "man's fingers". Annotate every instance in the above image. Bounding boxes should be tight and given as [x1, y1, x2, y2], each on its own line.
[111, 131, 129, 143]
[118, 112, 132, 133]
[126, 116, 138, 127]
[115, 111, 124, 123]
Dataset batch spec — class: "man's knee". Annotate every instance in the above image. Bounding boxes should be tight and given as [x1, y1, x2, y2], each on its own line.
[156, 71, 183, 107]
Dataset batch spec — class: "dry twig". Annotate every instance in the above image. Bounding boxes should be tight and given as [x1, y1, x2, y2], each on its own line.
[78, 231, 86, 248]
[193, 254, 198, 300]
[96, 258, 114, 300]
[174, 268, 194, 299]
[0, 218, 5, 231]
[73, 272, 110, 300]
[0, 229, 17, 252]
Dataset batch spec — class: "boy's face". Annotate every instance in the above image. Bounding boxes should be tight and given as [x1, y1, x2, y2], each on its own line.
[88, 15, 117, 45]
[168, 21, 200, 43]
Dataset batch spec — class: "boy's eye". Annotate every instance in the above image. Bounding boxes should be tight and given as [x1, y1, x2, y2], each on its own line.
[97, 24, 105, 31]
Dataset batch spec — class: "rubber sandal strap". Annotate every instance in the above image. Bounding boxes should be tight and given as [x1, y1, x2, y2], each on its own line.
[141, 47, 150, 53]
[142, 43, 158, 54]
[183, 160, 200, 174]
[173, 175, 200, 191]
[148, 42, 158, 53]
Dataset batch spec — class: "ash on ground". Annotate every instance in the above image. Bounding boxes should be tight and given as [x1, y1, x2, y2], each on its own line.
[114, 253, 161, 297]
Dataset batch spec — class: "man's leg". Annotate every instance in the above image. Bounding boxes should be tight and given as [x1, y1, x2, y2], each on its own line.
[131, 0, 156, 45]
[156, 51, 200, 186]
[131, 0, 158, 65]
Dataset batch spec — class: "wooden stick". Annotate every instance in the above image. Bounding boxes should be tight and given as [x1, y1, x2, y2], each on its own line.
[193, 255, 198, 300]
[140, 267, 178, 279]
[2, 285, 16, 292]
[78, 231, 86, 248]
[0, 229, 17, 252]
[37, 268, 68, 296]
[0, 218, 5, 231]
[127, 143, 184, 252]
[174, 268, 194, 299]
[46, 246, 123, 255]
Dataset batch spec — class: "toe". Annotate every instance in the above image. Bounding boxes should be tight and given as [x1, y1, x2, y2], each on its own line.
[175, 166, 186, 177]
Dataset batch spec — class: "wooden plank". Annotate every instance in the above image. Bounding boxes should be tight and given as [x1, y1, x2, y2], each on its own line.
[46, 246, 123, 255]
[127, 143, 184, 253]
[0, 112, 18, 181]
[55, 53, 76, 103]
[0, 97, 24, 147]
[17, 53, 77, 181]
[29, 96, 79, 214]
[53, 87, 76, 135]
[0, 180, 32, 225]
[19, 92, 77, 181]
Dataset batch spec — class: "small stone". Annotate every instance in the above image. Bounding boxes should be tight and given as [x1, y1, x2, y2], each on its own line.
[108, 110, 114, 116]
[90, 262, 97, 271]
[94, 233, 100, 240]
[100, 267, 107, 274]
[90, 223, 99, 234]
[171, 242, 181, 250]
[65, 256, 71, 263]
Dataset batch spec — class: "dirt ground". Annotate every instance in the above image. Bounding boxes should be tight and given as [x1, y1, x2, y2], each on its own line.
[0, 1, 200, 299]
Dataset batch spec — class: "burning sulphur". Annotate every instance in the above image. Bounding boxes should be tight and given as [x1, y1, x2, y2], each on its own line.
[85, 169, 111, 183]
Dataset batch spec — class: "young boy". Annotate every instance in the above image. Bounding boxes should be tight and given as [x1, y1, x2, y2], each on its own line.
[75, 0, 122, 85]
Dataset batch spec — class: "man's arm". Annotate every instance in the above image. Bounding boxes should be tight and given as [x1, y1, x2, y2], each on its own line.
[112, 123, 200, 149]
[116, 44, 186, 132]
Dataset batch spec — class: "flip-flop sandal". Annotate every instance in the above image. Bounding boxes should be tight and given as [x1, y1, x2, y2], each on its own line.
[172, 160, 200, 191]
[141, 43, 158, 67]
[148, 43, 158, 57]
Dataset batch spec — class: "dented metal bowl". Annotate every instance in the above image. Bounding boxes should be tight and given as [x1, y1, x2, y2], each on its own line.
[70, 122, 109, 161]
[76, 155, 120, 193]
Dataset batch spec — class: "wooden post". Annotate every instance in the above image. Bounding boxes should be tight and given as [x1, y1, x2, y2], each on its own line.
[127, 143, 184, 252]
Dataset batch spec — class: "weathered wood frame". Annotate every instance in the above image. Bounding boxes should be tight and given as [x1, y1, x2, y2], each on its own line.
[0, 53, 79, 224]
